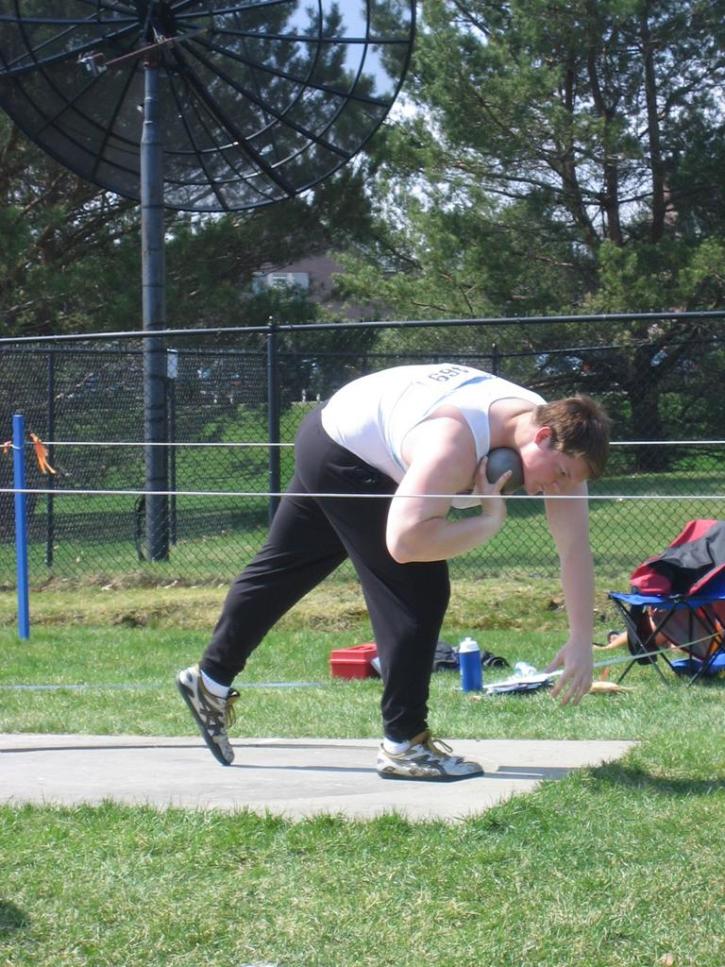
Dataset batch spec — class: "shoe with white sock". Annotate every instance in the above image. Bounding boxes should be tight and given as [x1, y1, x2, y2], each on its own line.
[176, 664, 239, 766]
[377, 730, 483, 782]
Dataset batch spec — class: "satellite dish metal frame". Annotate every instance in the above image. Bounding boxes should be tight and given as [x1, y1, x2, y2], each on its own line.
[0, 2, 417, 562]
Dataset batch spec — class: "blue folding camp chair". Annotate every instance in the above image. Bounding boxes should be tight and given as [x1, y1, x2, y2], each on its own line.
[608, 519, 725, 686]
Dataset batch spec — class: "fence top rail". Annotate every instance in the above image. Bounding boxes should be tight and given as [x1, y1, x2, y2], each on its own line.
[2, 334, 723, 359]
[1, 310, 724, 346]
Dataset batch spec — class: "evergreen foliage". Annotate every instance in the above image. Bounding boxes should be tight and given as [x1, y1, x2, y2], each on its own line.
[338, 0, 725, 317]
[334, 0, 725, 447]
[0, 116, 371, 337]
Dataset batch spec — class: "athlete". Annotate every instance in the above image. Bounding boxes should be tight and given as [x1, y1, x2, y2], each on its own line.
[177, 364, 611, 781]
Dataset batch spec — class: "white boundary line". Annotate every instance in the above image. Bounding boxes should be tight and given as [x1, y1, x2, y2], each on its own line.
[0, 681, 323, 692]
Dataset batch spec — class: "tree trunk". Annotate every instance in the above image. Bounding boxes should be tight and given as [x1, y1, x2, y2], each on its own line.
[640, 6, 667, 242]
[628, 380, 666, 472]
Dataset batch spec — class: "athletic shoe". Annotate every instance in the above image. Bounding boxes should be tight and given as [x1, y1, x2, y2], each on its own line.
[376, 730, 483, 782]
[176, 664, 239, 766]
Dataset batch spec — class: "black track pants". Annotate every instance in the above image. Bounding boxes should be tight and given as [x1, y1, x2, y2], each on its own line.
[200, 406, 450, 741]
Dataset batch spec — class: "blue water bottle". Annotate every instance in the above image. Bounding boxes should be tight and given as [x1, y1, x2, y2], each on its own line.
[459, 636, 482, 692]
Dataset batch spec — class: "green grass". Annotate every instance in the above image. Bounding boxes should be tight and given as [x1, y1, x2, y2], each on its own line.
[2, 786, 722, 967]
[1, 581, 724, 966]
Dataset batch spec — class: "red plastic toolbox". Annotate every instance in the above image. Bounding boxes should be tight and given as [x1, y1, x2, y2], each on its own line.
[329, 642, 378, 679]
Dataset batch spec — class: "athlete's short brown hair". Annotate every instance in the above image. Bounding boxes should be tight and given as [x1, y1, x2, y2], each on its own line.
[533, 395, 611, 479]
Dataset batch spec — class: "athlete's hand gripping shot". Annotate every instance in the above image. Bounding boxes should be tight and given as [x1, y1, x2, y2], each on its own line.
[177, 363, 611, 780]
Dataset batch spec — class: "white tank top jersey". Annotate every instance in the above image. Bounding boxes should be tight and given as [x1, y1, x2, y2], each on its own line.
[321, 363, 545, 483]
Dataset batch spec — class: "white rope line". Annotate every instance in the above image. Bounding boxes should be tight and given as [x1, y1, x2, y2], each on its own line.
[20, 439, 725, 448]
[1, 487, 724, 500]
[23, 440, 295, 448]
[611, 440, 725, 446]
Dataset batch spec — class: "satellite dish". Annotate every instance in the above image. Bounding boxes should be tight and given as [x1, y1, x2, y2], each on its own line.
[0, 1, 416, 211]
[0, 2, 415, 562]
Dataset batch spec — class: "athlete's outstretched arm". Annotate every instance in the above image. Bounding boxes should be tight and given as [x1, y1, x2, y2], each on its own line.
[544, 485, 595, 705]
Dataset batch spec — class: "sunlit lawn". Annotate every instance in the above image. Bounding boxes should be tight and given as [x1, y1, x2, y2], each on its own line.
[1, 578, 723, 967]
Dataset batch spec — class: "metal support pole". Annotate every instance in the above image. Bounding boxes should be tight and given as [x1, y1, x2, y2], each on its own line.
[267, 322, 281, 524]
[167, 349, 177, 545]
[46, 349, 55, 568]
[141, 58, 169, 561]
[12, 413, 30, 639]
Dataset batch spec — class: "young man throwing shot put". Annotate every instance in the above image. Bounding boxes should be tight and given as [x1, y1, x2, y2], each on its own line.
[177, 363, 611, 781]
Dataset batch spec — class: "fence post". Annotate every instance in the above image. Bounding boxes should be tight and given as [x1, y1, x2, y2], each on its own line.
[491, 342, 500, 375]
[267, 321, 281, 524]
[12, 413, 30, 640]
[46, 348, 55, 568]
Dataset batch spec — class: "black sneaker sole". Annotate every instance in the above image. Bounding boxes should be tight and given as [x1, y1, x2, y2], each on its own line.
[377, 769, 484, 782]
[176, 674, 233, 767]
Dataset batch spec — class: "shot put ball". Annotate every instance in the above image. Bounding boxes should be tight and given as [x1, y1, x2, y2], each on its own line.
[485, 447, 524, 495]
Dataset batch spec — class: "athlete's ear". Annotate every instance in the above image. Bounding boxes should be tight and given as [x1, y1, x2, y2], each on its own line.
[533, 426, 553, 446]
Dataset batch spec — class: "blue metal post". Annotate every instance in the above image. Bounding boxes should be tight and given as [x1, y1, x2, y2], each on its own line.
[46, 348, 55, 567]
[12, 413, 30, 639]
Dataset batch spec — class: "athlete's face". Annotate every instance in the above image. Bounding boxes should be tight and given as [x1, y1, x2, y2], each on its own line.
[520, 428, 590, 495]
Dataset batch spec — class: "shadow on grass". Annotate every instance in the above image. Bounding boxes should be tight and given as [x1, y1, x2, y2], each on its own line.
[592, 762, 724, 797]
[0, 900, 30, 937]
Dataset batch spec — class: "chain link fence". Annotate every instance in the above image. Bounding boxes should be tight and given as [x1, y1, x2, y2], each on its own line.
[1, 313, 723, 589]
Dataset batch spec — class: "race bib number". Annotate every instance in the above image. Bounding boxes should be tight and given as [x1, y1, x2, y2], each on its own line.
[425, 364, 474, 383]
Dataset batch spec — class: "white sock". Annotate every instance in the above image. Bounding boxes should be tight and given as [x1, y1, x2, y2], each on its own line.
[201, 670, 231, 698]
[383, 737, 411, 755]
